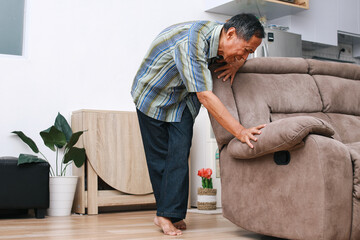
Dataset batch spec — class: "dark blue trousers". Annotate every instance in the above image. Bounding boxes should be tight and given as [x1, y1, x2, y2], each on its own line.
[136, 107, 194, 222]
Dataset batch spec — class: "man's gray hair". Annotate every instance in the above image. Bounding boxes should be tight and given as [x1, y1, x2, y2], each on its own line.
[223, 13, 265, 41]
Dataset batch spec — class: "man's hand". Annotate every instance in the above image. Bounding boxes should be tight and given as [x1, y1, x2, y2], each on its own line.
[196, 91, 265, 149]
[214, 57, 246, 85]
[237, 124, 266, 149]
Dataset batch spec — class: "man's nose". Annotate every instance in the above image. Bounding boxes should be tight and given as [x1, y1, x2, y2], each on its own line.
[243, 52, 250, 60]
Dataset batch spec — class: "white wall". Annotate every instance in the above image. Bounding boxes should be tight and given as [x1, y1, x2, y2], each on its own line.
[0, 0, 228, 171]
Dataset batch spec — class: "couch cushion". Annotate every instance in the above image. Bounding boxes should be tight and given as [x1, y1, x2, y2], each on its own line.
[313, 75, 360, 116]
[239, 57, 309, 74]
[307, 59, 360, 80]
[346, 142, 360, 200]
[232, 72, 323, 128]
[327, 113, 360, 144]
[227, 116, 335, 159]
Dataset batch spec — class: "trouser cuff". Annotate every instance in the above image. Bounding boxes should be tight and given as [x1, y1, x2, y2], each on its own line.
[157, 212, 185, 222]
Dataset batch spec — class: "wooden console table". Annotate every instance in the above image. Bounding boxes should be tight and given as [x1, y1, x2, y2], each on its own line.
[71, 109, 155, 215]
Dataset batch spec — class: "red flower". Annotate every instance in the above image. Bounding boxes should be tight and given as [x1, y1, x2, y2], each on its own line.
[198, 168, 213, 189]
[198, 168, 205, 177]
[203, 168, 212, 179]
[198, 168, 212, 179]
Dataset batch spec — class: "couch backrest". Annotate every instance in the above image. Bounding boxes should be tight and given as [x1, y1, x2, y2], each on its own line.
[307, 59, 360, 143]
[210, 57, 360, 149]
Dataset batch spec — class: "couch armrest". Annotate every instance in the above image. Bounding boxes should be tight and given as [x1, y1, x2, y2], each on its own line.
[227, 116, 335, 159]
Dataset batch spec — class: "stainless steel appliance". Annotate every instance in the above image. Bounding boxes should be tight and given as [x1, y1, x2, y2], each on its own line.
[251, 28, 302, 58]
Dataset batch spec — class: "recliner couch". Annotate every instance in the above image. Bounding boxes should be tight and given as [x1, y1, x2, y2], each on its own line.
[209, 57, 360, 240]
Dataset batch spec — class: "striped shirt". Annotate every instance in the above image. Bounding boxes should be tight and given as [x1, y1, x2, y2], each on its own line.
[131, 21, 223, 122]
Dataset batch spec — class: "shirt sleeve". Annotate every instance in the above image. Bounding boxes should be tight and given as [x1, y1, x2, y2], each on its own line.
[173, 37, 213, 93]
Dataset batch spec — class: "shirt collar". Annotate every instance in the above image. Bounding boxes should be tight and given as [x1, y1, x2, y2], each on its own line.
[208, 24, 223, 59]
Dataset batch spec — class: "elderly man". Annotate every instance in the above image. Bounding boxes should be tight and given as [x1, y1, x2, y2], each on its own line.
[131, 13, 265, 236]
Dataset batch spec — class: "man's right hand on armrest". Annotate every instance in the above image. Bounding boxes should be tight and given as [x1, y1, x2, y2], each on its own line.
[227, 116, 335, 159]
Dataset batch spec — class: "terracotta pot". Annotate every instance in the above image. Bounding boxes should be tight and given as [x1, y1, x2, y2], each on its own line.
[197, 188, 217, 210]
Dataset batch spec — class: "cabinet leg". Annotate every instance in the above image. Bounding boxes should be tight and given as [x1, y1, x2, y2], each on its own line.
[87, 161, 98, 215]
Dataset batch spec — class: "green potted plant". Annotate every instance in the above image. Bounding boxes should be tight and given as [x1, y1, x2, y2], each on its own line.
[12, 112, 86, 216]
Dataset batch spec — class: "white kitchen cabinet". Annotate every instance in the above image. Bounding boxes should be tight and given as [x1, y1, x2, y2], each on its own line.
[205, 0, 309, 19]
[269, 0, 338, 46]
[270, 0, 360, 46]
[338, 0, 359, 35]
[206, 0, 360, 48]
[354, 2, 360, 57]
[315, 0, 339, 45]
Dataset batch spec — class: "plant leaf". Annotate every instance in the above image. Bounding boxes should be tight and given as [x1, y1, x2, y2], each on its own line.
[17, 153, 47, 165]
[12, 131, 39, 153]
[64, 147, 86, 168]
[42, 127, 51, 133]
[66, 131, 84, 149]
[54, 112, 72, 142]
[40, 126, 67, 151]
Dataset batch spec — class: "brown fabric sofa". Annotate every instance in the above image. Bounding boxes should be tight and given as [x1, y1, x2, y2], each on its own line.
[209, 57, 360, 240]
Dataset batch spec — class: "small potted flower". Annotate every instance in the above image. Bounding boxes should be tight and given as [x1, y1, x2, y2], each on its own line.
[197, 168, 217, 210]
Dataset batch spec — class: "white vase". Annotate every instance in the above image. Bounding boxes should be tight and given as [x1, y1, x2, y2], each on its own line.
[47, 176, 78, 217]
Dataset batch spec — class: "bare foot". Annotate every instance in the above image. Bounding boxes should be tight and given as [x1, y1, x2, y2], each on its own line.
[173, 220, 187, 230]
[154, 216, 182, 236]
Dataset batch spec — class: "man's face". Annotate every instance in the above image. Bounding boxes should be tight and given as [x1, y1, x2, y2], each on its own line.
[218, 28, 262, 64]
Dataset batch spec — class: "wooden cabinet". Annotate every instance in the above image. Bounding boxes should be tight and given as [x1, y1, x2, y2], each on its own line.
[205, 0, 309, 19]
[71, 110, 155, 215]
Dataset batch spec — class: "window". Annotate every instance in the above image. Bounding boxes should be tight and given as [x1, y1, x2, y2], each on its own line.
[0, 0, 25, 56]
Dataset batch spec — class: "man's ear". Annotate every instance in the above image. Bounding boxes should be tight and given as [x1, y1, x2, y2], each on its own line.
[226, 27, 237, 39]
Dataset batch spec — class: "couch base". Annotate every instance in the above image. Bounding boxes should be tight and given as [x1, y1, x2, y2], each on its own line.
[351, 198, 360, 240]
[220, 135, 353, 240]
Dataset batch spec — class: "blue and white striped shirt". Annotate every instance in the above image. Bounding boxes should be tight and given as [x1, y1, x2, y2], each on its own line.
[131, 21, 223, 122]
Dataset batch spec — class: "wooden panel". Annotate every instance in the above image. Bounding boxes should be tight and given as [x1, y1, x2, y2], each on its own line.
[79, 110, 152, 195]
[268, 0, 309, 9]
[72, 110, 152, 194]
[71, 113, 86, 214]
[71, 110, 154, 214]
[96, 190, 155, 207]
[87, 161, 98, 215]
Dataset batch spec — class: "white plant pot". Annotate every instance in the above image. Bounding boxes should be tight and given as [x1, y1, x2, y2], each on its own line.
[47, 176, 78, 217]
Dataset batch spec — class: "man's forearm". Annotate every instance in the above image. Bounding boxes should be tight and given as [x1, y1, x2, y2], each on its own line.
[196, 90, 244, 139]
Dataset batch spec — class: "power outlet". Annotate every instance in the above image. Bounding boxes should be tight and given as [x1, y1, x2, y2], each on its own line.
[338, 44, 352, 56]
